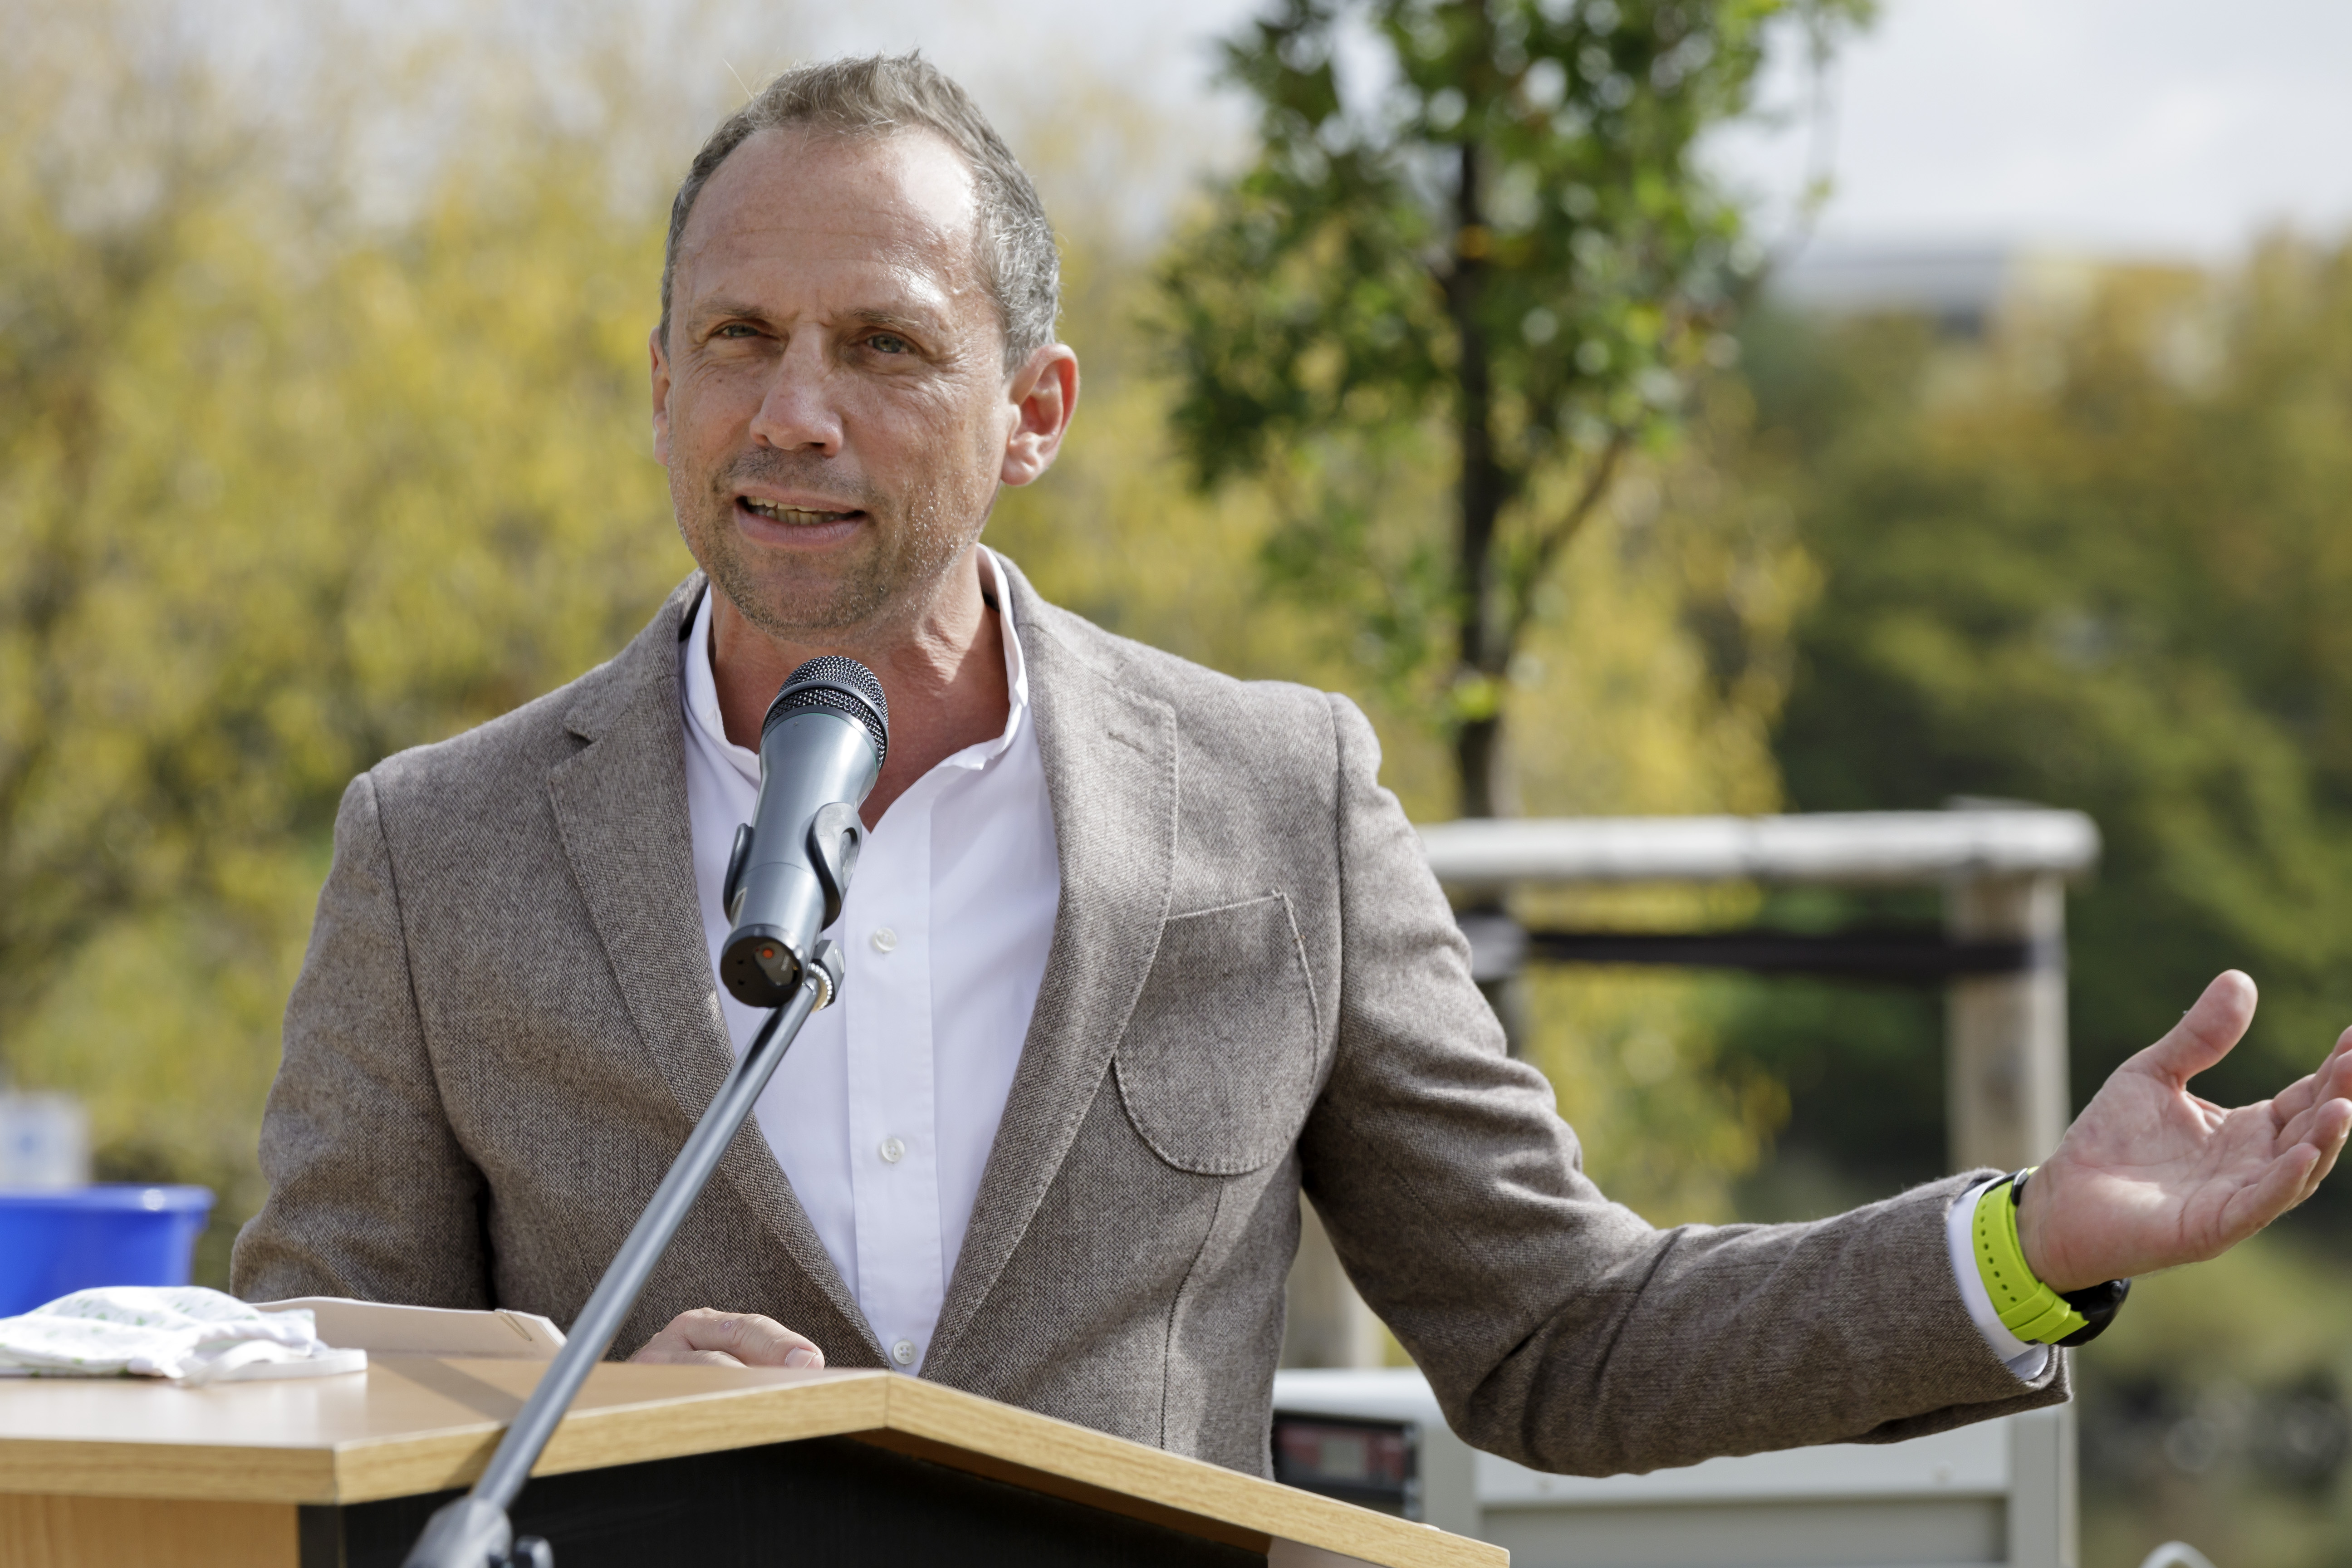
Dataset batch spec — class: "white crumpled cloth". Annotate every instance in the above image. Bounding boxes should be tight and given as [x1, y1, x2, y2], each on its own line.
[0, 1286, 367, 1383]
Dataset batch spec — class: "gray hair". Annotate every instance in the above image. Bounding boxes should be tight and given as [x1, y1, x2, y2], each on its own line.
[660, 54, 1059, 374]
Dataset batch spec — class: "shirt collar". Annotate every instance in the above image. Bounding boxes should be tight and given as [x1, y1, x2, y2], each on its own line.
[681, 547, 1032, 779]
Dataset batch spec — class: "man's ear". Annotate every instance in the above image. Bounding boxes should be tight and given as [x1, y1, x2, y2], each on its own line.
[1000, 345, 1080, 487]
[649, 326, 673, 467]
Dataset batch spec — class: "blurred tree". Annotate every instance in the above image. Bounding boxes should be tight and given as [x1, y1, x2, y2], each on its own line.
[0, 0, 689, 1266]
[0, 10, 252, 1049]
[1156, 0, 1867, 816]
[1711, 243, 2352, 1214]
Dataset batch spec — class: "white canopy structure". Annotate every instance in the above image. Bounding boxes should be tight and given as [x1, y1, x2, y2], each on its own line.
[1418, 808, 2101, 888]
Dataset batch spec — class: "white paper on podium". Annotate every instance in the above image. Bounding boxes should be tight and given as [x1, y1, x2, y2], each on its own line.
[254, 1297, 566, 1359]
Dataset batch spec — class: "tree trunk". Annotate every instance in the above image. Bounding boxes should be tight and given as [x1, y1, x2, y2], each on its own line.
[1442, 78, 1528, 1049]
[1446, 133, 1509, 822]
[1454, 713, 1504, 820]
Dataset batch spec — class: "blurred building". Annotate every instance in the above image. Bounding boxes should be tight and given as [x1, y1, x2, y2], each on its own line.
[1768, 242, 2112, 338]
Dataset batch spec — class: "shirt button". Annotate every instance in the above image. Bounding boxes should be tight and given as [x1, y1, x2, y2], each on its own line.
[871, 926, 898, 954]
[892, 1339, 917, 1367]
[879, 1137, 905, 1164]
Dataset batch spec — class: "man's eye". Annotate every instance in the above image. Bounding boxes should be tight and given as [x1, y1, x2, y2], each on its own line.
[714, 323, 759, 339]
[868, 333, 912, 355]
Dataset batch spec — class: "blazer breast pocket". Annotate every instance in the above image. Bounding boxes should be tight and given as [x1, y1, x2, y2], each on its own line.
[1113, 893, 1322, 1176]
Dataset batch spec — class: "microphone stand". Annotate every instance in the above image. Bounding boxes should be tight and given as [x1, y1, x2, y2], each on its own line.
[402, 941, 845, 1568]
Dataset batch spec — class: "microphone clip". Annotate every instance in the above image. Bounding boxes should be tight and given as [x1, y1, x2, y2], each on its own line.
[805, 802, 863, 930]
[722, 823, 754, 926]
[720, 805, 862, 934]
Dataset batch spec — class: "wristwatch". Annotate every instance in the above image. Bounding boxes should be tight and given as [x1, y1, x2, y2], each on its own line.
[1972, 1167, 2131, 1348]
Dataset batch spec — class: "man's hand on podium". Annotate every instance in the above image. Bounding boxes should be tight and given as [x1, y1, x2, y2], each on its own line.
[628, 1308, 826, 1368]
[2018, 970, 2352, 1292]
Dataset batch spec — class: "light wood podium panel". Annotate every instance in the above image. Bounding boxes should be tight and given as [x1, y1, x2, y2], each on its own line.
[0, 1357, 1503, 1568]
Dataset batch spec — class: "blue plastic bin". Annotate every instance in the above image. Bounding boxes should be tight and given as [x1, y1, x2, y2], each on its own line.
[0, 1186, 216, 1317]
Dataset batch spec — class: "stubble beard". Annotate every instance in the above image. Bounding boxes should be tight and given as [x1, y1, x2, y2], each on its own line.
[678, 451, 976, 642]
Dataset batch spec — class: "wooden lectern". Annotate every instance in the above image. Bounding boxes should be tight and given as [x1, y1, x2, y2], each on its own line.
[0, 1358, 1503, 1567]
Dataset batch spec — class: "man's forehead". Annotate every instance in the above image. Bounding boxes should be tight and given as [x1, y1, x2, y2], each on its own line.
[675, 126, 984, 308]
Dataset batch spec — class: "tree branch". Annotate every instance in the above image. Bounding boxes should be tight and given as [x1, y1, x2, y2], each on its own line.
[1504, 425, 1635, 653]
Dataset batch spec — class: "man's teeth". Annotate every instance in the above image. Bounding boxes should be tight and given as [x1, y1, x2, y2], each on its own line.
[744, 500, 848, 525]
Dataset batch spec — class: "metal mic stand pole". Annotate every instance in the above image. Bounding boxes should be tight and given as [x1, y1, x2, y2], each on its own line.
[401, 941, 844, 1568]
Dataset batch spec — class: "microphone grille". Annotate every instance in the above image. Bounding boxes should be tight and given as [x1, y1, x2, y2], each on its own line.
[764, 656, 889, 764]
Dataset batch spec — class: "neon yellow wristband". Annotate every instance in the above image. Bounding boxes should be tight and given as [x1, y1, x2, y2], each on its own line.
[1971, 1169, 2090, 1346]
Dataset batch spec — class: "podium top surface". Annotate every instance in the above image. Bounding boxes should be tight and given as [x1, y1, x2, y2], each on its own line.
[0, 1358, 1500, 1568]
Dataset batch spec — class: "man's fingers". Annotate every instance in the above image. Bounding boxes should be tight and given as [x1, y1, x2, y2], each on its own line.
[2293, 1097, 2352, 1205]
[694, 1310, 826, 1368]
[2271, 1054, 2352, 1142]
[2224, 1101, 2352, 1241]
[2270, 1069, 2323, 1125]
[2275, 1093, 2332, 1150]
[2324, 1036, 2352, 1105]
[2222, 1141, 2322, 1247]
[739, 1318, 823, 1367]
[628, 1309, 825, 1369]
[628, 1323, 736, 1366]
[2270, 1029, 2352, 1124]
[2271, 1092, 2352, 1191]
[2141, 971, 2259, 1083]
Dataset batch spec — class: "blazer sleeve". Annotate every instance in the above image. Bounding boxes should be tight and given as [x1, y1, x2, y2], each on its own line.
[230, 771, 492, 1308]
[1295, 692, 2066, 1477]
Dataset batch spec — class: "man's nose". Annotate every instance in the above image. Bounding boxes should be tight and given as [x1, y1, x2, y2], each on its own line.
[748, 339, 844, 455]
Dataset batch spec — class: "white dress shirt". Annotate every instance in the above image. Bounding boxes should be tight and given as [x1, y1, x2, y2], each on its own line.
[681, 551, 2037, 1383]
[681, 549, 1058, 1374]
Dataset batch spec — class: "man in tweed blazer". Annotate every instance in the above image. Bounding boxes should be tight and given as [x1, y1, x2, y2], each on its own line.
[234, 57, 2352, 1480]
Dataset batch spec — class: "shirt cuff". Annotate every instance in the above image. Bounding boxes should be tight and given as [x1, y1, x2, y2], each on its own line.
[1945, 1176, 2052, 1382]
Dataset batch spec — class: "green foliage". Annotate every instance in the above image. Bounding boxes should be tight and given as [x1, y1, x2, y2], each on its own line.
[1710, 250, 2352, 1191]
[0, 0, 691, 1260]
[1172, 0, 1773, 480]
[1157, 0, 1866, 808]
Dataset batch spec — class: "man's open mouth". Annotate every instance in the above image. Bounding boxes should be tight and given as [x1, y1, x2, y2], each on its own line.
[739, 498, 862, 526]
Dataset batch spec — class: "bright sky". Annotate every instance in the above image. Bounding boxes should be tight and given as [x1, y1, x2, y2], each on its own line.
[773, 0, 2352, 260]
[1727, 0, 2352, 258]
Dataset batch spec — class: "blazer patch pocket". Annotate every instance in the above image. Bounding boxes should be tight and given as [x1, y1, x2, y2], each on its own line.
[1114, 893, 1321, 1176]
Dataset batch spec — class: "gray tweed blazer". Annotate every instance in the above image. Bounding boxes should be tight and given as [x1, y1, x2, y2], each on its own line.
[232, 562, 2063, 1477]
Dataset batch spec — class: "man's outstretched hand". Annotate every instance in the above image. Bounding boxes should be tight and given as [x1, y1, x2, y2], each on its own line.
[2018, 971, 2352, 1292]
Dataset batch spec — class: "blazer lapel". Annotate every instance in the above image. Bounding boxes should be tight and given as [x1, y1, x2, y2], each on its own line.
[925, 562, 1179, 1369]
[544, 574, 879, 1359]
